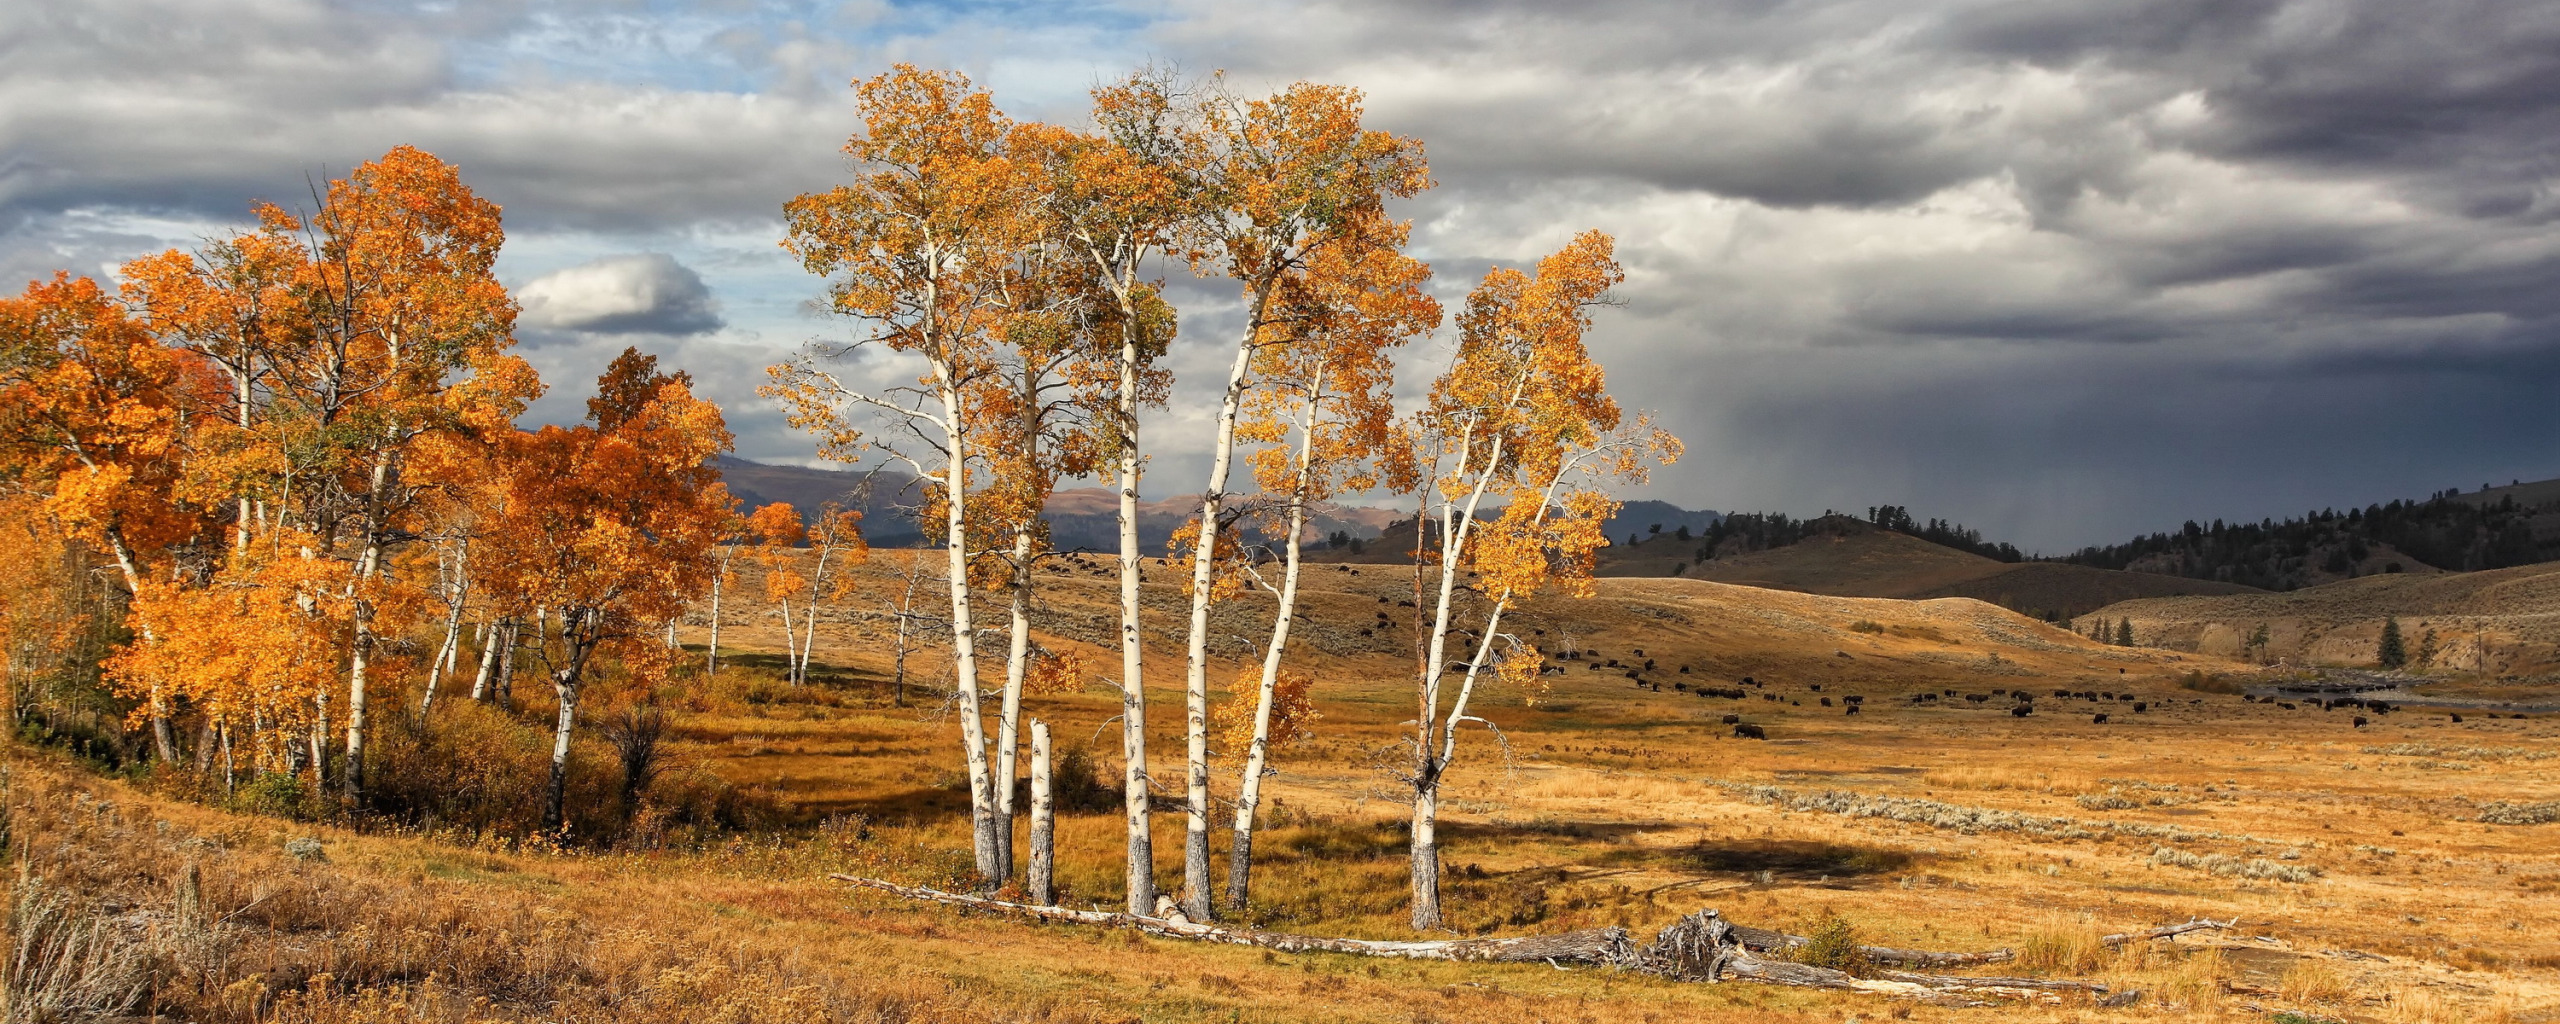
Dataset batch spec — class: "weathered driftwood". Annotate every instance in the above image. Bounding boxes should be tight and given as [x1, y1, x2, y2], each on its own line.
[831, 875, 1633, 963]
[1633, 910, 2104, 1000]
[1731, 916, 2234, 968]
[832, 875, 2231, 1002]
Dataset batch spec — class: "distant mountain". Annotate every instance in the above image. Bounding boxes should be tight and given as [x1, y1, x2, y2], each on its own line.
[715, 457, 1404, 552]
[716, 456, 934, 547]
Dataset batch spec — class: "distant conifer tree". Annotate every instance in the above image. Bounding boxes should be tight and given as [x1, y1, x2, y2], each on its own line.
[2378, 618, 2407, 669]
[2115, 618, 2135, 646]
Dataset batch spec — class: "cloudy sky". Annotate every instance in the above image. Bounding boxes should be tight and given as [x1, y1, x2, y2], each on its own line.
[8, 0, 2558, 552]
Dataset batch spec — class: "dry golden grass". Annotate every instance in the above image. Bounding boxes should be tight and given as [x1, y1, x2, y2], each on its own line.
[18, 559, 2560, 1022]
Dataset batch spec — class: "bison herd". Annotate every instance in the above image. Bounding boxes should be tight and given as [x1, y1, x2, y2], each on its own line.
[1554, 635, 2514, 748]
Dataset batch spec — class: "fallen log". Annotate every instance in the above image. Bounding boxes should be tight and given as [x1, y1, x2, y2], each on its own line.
[833, 876, 2206, 1002]
[830, 875, 1632, 964]
[1637, 910, 2094, 1001]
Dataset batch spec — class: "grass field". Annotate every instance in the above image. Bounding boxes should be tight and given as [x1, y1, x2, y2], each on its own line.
[12, 557, 2558, 1022]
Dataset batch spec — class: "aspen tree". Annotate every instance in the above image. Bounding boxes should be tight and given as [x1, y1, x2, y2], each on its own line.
[0, 273, 214, 762]
[1403, 232, 1677, 929]
[479, 349, 733, 830]
[1223, 214, 1436, 909]
[1171, 79, 1427, 919]
[1032, 72, 1189, 914]
[768, 66, 1038, 888]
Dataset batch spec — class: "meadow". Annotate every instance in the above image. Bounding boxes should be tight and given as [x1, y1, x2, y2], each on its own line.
[16, 555, 2555, 1023]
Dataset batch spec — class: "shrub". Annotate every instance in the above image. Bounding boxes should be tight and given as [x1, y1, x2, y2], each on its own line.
[2176, 671, 2246, 695]
[2148, 845, 2321, 883]
[2475, 801, 2560, 825]
[1789, 912, 1872, 975]
[1847, 620, 1885, 634]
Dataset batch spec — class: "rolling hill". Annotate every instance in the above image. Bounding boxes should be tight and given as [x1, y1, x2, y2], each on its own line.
[1674, 515, 2261, 620]
[2085, 558, 2560, 679]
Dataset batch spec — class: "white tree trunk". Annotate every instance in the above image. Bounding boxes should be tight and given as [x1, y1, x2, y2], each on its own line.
[1227, 396, 1318, 910]
[707, 549, 728, 675]
[421, 540, 468, 718]
[468, 618, 500, 702]
[1029, 719, 1054, 906]
[1115, 324, 1157, 916]
[994, 523, 1035, 884]
[1177, 317, 1260, 920]
[935, 387, 999, 889]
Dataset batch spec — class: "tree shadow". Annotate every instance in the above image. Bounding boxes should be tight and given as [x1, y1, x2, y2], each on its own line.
[1594, 838, 1917, 881]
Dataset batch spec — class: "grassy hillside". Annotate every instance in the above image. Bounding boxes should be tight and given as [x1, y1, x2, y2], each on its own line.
[2087, 559, 2560, 681]
[1671, 520, 2262, 620]
[1681, 527, 2011, 596]
[18, 554, 2558, 1022]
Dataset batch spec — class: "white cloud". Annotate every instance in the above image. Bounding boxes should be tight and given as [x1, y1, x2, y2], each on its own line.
[518, 252, 723, 335]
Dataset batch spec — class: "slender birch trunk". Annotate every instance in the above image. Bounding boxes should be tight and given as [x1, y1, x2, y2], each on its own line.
[1029, 719, 1055, 906]
[1114, 317, 1157, 916]
[345, 443, 398, 803]
[707, 548, 729, 675]
[1227, 464, 1311, 909]
[1177, 304, 1267, 920]
[544, 613, 595, 832]
[495, 619, 516, 711]
[933, 380, 999, 888]
[100, 533, 177, 762]
[1410, 425, 1505, 930]
[994, 523, 1034, 885]
[469, 616, 501, 701]
[421, 539, 468, 719]
[776, 593, 800, 685]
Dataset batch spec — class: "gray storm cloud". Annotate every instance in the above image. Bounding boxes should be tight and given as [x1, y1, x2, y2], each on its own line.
[6, 0, 2559, 550]
[518, 253, 724, 336]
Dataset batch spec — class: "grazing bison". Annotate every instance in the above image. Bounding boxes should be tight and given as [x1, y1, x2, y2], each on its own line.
[1720, 714, 1741, 724]
[1966, 693, 1990, 703]
[2093, 713, 2109, 724]
[2054, 689, 2071, 698]
[2010, 705, 2032, 717]
[1844, 705, 1861, 716]
[2451, 714, 2465, 723]
[1809, 684, 1823, 692]
[2353, 717, 2369, 728]
[1820, 697, 1834, 707]
[1733, 723, 1767, 740]
[1679, 665, 1691, 674]
[2133, 702, 2148, 713]
[1845, 695, 1864, 705]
